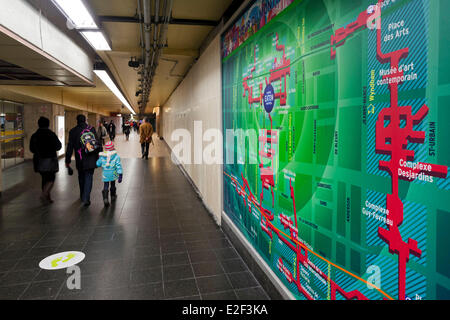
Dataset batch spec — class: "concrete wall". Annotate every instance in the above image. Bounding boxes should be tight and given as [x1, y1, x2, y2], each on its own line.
[2, 86, 110, 116]
[162, 35, 222, 225]
[88, 113, 101, 128]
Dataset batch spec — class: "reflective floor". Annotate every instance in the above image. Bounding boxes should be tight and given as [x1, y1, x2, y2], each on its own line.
[0, 134, 269, 300]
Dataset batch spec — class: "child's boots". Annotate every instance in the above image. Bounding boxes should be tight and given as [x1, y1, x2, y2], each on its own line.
[110, 187, 117, 201]
[102, 190, 110, 207]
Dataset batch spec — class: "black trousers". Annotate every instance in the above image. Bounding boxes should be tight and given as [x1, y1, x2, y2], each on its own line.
[40, 172, 56, 190]
[141, 142, 150, 157]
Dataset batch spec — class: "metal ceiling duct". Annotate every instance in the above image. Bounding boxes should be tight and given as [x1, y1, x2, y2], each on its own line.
[135, 0, 173, 114]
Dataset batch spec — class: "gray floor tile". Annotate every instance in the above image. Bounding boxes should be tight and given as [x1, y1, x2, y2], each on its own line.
[228, 271, 259, 289]
[196, 274, 232, 294]
[0, 150, 269, 301]
[164, 278, 199, 299]
[163, 264, 194, 281]
[235, 287, 270, 300]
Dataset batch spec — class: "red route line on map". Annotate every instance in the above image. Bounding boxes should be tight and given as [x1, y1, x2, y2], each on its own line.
[243, 33, 291, 108]
[330, 0, 448, 300]
[224, 171, 394, 300]
[235, 29, 395, 300]
[243, 47, 264, 106]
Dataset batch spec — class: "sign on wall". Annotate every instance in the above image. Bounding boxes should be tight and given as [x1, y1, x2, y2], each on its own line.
[222, 0, 450, 300]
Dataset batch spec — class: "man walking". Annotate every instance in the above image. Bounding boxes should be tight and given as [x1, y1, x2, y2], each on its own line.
[123, 121, 131, 141]
[139, 117, 153, 160]
[65, 115, 100, 207]
[108, 120, 116, 141]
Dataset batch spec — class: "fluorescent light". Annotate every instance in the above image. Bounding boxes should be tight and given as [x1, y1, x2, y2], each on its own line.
[94, 70, 136, 115]
[81, 31, 111, 51]
[52, 0, 97, 29]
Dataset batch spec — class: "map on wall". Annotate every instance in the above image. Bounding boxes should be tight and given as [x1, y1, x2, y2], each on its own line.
[222, 0, 450, 300]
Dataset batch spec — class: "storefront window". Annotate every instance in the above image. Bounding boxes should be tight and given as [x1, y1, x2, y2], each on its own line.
[0, 100, 25, 169]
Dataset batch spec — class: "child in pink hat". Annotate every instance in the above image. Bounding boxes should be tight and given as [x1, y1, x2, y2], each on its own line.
[96, 141, 123, 206]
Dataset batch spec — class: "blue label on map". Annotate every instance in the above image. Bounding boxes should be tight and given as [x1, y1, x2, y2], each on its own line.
[264, 84, 275, 113]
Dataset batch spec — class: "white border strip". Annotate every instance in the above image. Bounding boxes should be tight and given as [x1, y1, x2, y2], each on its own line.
[222, 211, 295, 300]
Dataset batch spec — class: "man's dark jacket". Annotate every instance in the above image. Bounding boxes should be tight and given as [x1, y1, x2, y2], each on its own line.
[108, 123, 116, 135]
[65, 123, 100, 171]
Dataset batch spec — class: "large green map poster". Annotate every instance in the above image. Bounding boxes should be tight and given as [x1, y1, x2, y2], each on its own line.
[222, 0, 450, 300]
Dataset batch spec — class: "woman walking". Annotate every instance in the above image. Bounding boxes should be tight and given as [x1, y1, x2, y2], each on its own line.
[30, 117, 62, 203]
[97, 121, 108, 145]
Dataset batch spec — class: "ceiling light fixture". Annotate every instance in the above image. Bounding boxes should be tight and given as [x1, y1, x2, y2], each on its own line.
[51, 0, 97, 29]
[94, 70, 136, 115]
[81, 31, 111, 51]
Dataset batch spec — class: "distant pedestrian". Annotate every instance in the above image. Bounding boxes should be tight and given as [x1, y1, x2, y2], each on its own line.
[96, 141, 123, 207]
[108, 120, 116, 141]
[97, 121, 107, 145]
[139, 117, 153, 160]
[123, 121, 131, 141]
[30, 117, 62, 204]
[65, 115, 100, 207]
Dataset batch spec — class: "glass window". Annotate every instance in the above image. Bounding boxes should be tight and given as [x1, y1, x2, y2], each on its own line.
[15, 137, 24, 165]
[1, 139, 16, 169]
[0, 100, 25, 169]
[16, 105, 23, 135]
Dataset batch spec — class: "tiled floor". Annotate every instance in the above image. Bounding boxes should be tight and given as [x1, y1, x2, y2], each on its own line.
[0, 133, 270, 300]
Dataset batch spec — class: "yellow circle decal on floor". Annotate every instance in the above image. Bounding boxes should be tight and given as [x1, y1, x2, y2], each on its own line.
[39, 251, 86, 270]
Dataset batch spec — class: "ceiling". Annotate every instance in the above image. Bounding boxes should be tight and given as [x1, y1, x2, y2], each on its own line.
[0, 59, 55, 83]
[0, 0, 239, 115]
[90, 0, 235, 114]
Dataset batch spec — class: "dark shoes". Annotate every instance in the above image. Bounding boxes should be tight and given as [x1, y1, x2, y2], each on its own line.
[40, 182, 54, 204]
[83, 201, 91, 207]
[40, 194, 52, 204]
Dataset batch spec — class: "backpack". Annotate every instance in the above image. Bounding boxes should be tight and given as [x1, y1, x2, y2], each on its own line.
[80, 126, 99, 153]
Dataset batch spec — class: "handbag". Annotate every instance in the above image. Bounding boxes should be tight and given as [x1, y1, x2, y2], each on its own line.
[37, 157, 59, 173]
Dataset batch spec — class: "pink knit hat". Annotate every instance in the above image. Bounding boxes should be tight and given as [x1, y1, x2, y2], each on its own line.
[105, 141, 115, 151]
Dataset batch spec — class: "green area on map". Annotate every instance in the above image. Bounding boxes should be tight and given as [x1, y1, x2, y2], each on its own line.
[222, 0, 450, 300]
